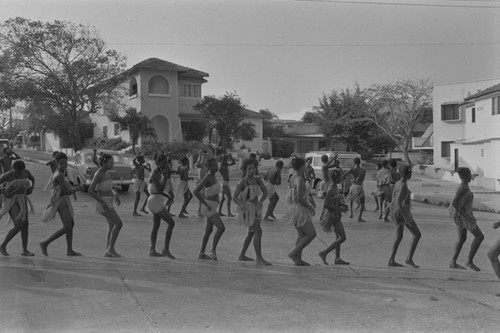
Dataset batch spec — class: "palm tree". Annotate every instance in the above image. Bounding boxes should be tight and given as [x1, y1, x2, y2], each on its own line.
[108, 107, 157, 153]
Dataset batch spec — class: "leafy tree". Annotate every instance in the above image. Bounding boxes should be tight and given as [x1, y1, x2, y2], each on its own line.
[108, 107, 157, 153]
[181, 121, 207, 142]
[362, 78, 433, 165]
[301, 111, 322, 124]
[271, 139, 295, 158]
[194, 92, 246, 149]
[0, 17, 127, 150]
[317, 85, 375, 152]
[259, 108, 277, 139]
[240, 121, 257, 141]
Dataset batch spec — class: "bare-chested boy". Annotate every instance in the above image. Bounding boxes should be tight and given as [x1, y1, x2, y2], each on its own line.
[343, 157, 366, 222]
[218, 151, 236, 217]
[132, 153, 151, 216]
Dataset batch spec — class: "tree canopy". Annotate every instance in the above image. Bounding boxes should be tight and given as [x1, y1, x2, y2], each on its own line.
[363, 78, 433, 165]
[194, 92, 247, 149]
[0, 17, 127, 150]
[108, 107, 157, 153]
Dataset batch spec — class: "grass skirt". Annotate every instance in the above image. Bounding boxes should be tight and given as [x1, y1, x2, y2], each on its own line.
[147, 194, 167, 214]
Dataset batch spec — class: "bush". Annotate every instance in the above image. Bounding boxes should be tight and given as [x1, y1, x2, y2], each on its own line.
[271, 139, 295, 158]
[138, 140, 207, 160]
[83, 137, 130, 151]
[260, 153, 271, 160]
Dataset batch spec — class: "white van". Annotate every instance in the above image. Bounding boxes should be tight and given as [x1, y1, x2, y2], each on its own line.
[304, 151, 362, 191]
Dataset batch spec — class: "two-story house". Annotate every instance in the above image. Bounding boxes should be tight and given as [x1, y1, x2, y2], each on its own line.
[92, 58, 209, 144]
[433, 78, 500, 190]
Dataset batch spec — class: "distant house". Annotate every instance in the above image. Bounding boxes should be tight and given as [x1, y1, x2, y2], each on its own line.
[282, 123, 346, 156]
[433, 78, 500, 190]
[269, 119, 300, 130]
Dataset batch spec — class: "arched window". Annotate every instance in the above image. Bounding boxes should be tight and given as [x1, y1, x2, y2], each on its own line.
[148, 75, 170, 95]
[129, 77, 138, 96]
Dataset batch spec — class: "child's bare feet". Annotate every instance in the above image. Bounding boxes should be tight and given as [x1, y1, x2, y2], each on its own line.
[256, 257, 272, 266]
[198, 253, 210, 260]
[104, 251, 121, 258]
[67, 251, 82, 256]
[297, 259, 311, 266]
[133, 212, 141, 217]
[238, 255, 254, 261]
[449, 261, 466, 269]
[334, 258, 350, 265]
[466, 262, 481, 271]
[358, 218, 366, 223]
[388, 259, 404, 267]
[227, 213, 235, 217]
[178, 214, 188, 218]
[21, 250, 35, 256]
[219, 212, 226, 216]
[405, 259, 419, 268]
[208, 251, 217, 261]
[288, 253, 301, 266]
[162, 250, 176, 259]
[40, 242, 48, 256]
[149, 250, 165, 257]
[0, 246, 9, 256]
[319, 251, 328, 265]
[140, 209, 149, 214]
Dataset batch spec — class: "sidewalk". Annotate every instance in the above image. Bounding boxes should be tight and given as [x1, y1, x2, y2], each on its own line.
[410, 171, 500, 214]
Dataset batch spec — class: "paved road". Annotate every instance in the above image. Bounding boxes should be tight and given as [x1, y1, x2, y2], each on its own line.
[1, 161, 500, 332]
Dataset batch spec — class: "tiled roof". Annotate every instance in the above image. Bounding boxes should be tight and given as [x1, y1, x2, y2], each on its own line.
[243, 108, 264, 118]
[126, 58, 209, 78]
[283, 123, 324, 137]
[464, 83, 500, 101]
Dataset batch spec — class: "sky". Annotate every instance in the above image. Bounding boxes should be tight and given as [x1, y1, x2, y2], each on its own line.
[1, 0, 500, 120]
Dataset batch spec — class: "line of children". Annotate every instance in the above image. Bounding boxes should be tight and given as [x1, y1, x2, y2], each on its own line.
[3, 150, 500, 282]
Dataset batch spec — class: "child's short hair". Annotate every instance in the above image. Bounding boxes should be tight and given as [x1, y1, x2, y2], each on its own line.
[55, 152, 68, 162]
[398, 164, 412, 178]
[13, 160, 25, 171]
[457, 167, 471, 180]
[321, 155, 328, 163]
[291, 157, 305, 171]
[52, 151, 59, 158]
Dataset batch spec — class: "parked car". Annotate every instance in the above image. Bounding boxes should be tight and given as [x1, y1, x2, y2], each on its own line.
[304, 151, 362, 191]
[66, 149, 135, 191]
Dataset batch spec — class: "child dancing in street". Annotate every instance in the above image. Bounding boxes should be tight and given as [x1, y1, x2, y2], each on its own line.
[146, 153, 176, 258]
[487, 220, 500, 280]
[0, 160, 35, 256]
[193, 158, 225, 261]
[40, 152, 86, 256]
[318, 169, 350, 265]
[177, 155, 194, 218]
[234, 158, 271, 265]
[449, 167, 484, 271]
[286, 157, 316, 266]
[132, 153, 151, 216]
[388, 165, 421, 268]
[88, 153, 123, 258]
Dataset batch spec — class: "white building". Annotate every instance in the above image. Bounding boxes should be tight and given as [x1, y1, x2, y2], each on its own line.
[433, 78, 500, 190]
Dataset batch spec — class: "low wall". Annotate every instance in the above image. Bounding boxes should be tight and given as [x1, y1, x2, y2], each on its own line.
[412, 164, 500, 191]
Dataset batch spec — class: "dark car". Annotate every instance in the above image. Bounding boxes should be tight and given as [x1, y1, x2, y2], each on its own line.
[66, 149, 135, 191]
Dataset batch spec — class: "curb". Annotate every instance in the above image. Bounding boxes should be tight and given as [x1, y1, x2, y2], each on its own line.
[411, 193, 500, 215]
[22, 156, 49, 165]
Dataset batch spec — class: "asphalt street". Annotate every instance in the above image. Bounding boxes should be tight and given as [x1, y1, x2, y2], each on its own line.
[1, 161, 500, 332]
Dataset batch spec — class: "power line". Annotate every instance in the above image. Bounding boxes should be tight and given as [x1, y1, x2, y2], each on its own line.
[292, 0, 500, 9]
[108, 41, 500, 47]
